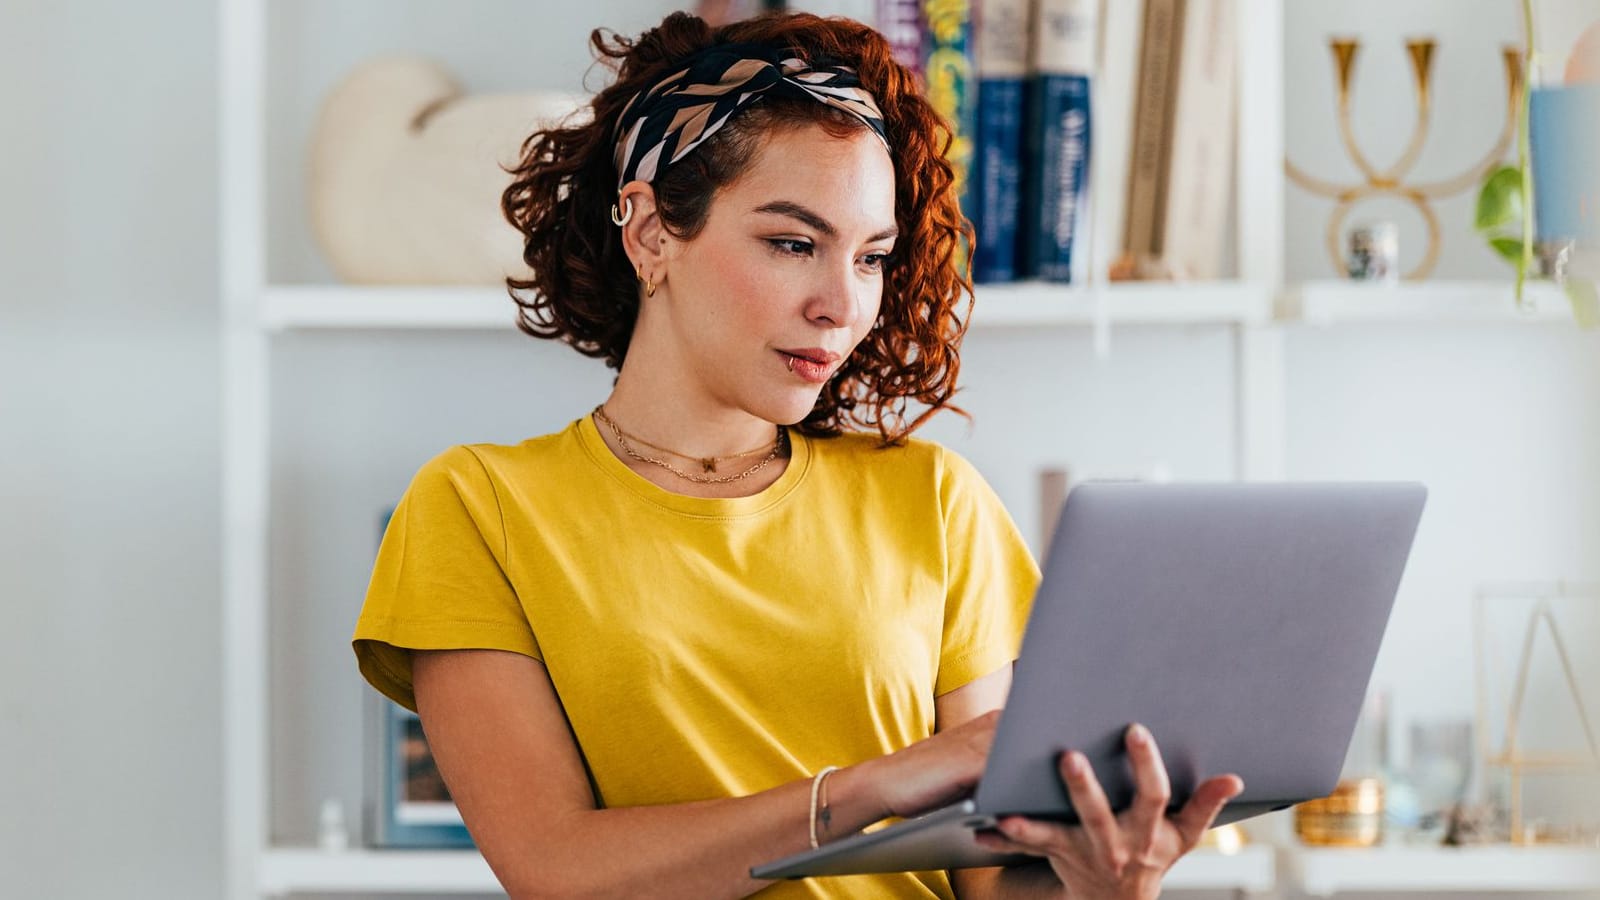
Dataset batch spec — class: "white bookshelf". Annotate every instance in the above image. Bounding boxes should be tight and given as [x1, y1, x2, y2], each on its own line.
[1289, 845, 1600, 896]
[221, 0, 1592, 898]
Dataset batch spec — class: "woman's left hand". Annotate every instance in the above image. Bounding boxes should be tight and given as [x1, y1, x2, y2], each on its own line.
[971, 723, 1244, 900]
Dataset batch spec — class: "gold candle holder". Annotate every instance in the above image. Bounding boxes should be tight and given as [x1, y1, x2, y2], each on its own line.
[1286, 37, 1524, 280]
[1294, 777, 1386, 847]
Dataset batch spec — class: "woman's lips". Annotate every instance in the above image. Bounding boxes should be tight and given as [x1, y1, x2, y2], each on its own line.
[777, 350, 837, 384]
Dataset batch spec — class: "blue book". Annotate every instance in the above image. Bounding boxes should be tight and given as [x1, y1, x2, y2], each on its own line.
[972, 0, 1030, 283]
[1021, 0, 1097, 283]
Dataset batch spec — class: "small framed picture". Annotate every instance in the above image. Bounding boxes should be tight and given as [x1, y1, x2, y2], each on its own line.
[365, 689, 476, 848]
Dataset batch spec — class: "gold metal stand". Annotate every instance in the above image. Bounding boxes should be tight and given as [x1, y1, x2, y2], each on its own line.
[1474, 582, 1600, 844]
[1286, 38, 1524, 280]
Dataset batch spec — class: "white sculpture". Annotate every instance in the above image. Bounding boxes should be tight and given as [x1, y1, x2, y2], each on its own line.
[308, 56, 586, 285]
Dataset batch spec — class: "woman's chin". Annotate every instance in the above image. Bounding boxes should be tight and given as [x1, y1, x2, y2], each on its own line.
[757, 391, 826, 428]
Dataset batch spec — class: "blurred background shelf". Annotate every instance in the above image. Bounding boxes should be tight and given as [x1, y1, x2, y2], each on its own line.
[259, 848, 497, 895]
[1289, 844, 1600, 896]
[256, 845, 1275, 895]
[258, 281, 1276, 332]
[1281, 280, 1575, 326]
[1164, 845, 1277, 891]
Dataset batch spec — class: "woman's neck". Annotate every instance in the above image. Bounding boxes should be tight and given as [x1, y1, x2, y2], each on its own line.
[594, 382, 792, 500]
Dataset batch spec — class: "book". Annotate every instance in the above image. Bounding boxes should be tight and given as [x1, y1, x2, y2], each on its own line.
[972, 0, 1030, 283]
[922, 0, 979, 230]
[1020, 0, 1098, 283]
[876, 0, 926, 81]
[1115, 0, 1235, 281]
[1160, 0, 1235, 281]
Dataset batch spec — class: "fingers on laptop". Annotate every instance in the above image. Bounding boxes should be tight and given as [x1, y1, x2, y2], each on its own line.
[1123, 723, 1172, 858]
[1172, 773, 1246, 849]
[1058, 749, 1122, 862]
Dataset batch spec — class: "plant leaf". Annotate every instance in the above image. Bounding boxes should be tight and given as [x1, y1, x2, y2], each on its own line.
[1566, 279, 1600, 329]
[1488, 236, 1525, 266]
[1475, 165, 1524, 233]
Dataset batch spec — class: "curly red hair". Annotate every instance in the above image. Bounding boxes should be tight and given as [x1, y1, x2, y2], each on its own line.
[501, 11, 972, 443]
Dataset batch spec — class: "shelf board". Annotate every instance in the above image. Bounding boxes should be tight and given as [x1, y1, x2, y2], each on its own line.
[257, 845, 1272, 894]
[1164, 845, 1277, 891]
[971, 281, 1272, 327]
[1290, 844, 1600, 896]
[259, 848, 498, 894]
[1282, 280, 1575, 326]
[258, 281, 1273, 332]
[259, 286, 518, 331]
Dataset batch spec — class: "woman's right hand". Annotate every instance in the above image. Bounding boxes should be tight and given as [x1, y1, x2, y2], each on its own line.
[845, 708, 1001, 824]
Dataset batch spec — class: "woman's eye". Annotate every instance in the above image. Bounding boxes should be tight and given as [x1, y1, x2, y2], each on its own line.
[859, 253, 891, 272]
[768, 239, 813, 257]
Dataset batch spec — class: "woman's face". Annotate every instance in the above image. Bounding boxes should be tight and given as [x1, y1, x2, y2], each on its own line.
[650, 122, 897, 426]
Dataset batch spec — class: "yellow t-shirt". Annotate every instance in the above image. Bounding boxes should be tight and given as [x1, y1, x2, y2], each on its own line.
[353, 416, 1040, 899]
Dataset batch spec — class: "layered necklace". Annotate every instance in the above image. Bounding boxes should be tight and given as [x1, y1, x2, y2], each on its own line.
[592, 404, 787, 485]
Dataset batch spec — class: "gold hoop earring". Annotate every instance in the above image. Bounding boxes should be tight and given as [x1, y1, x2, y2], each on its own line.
[610, 195, 634, 227]
[636, 264, 657, 298]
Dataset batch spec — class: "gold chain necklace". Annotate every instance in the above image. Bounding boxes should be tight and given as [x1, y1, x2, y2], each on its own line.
[592, 405, 787, 485]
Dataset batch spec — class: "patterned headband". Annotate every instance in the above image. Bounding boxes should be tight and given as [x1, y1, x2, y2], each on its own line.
[612, 42, 890, 193]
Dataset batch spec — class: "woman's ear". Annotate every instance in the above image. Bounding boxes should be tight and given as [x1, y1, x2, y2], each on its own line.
[617, 180, 669, 295]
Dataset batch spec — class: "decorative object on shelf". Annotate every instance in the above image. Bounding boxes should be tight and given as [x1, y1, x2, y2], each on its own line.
[1198, 822, 1248, 855]
[1037, 467, 1071, 562]
[1443, 801, 1505, 845]
[1286, 35, 1522, 281]
[1346, 220, 1399, 283]
[308, 56, 584, 285]
[1294, 778, 1386, 847]
[1400, 717, 1474, 843]
[317, 798, 350, 853]
[364, 697, 476, 848]
[1474, 581, 1600, 846]
[1473, 2, 1599, 325]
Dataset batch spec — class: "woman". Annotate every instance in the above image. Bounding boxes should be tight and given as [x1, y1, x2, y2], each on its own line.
[353, 11, 1241, 899]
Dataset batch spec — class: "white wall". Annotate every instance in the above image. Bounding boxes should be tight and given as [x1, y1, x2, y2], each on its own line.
[0, 1, 222, 897]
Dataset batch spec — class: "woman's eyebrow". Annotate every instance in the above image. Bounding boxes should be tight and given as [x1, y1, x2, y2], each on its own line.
[751, 200, 898, 243]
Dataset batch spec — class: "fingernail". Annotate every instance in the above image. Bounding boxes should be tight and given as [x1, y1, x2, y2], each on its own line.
[1066, 751, 1087, 776]
[1128, 723, 1148, 746]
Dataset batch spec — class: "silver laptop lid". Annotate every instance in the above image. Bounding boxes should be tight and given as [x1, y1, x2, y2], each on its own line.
[975, 481, 1426, 820]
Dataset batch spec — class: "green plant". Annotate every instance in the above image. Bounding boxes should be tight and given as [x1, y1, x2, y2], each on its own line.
[1474, 0, 1599, 327]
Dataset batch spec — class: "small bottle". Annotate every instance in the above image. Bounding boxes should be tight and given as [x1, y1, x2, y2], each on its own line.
[1347, 221, 1400, 284]
[319, 798, 350, 853]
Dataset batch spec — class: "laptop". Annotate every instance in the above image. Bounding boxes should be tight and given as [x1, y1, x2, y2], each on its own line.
[752, 481, 1427, 879]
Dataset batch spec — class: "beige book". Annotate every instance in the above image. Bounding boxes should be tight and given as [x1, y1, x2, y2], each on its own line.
[1116, 0, 1182, 280]
[1158, 0, 1236, 280]
[1114, 0, 1236, 281]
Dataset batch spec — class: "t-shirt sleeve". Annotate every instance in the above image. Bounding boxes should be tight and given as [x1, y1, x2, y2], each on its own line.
[934, 447, 1042, 697]
[352, 445, 541, 712]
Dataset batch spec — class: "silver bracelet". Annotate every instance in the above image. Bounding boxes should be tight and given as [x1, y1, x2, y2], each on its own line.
[808, 765, 840, 849]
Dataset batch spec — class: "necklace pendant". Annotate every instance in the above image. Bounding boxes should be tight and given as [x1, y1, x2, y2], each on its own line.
[701, 458, 717, 473]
